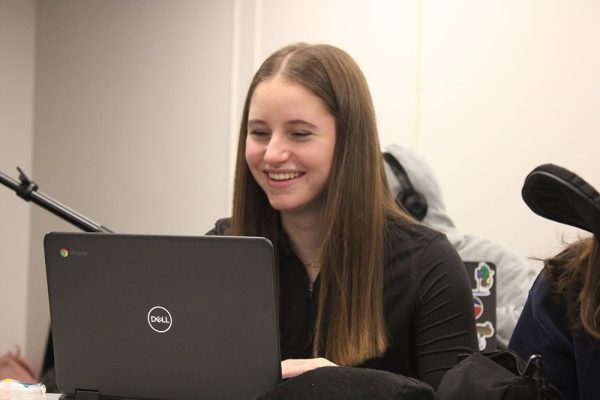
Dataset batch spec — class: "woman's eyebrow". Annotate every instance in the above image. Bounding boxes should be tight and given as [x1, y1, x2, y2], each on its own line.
[286, 119, 319, 130]
[247, 119, 267, 128]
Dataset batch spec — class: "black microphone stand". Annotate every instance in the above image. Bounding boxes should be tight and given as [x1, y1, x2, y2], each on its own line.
[0, 167, 113, 233]
[1, 167, 114, 387]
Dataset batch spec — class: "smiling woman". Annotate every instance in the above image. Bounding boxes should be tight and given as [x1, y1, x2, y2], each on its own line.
[207, 43, 477, 396]
[245, 76, 336, 216]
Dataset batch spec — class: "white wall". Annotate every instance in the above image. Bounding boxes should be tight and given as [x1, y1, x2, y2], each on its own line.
[419, 0, 600, 260]
[2, 0, 600, 373]
[0, 0, 35, 359]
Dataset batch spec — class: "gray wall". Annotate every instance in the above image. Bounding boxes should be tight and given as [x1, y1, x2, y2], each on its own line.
[0, 0, 35, 359]
[26, 0, 234, 373]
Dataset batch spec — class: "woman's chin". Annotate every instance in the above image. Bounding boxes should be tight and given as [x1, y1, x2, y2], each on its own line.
[268, 199, 323, 217]
[268, 201, 299, 213]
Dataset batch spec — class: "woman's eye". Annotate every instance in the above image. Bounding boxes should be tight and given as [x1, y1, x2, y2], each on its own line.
[249, 130, 270, 138]
[291, 131, 311, 138]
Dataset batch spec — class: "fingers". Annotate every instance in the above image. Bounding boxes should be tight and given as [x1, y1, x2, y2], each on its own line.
[281, 358, 338, 379]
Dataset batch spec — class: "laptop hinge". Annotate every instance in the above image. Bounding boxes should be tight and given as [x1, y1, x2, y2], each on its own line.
[74, 389, 100, 400]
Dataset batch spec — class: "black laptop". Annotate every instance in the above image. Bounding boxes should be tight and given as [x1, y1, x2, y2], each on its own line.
[44, 232, 281, 400]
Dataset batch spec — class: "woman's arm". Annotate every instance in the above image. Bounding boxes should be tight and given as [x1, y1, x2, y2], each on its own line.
[280, 358, 338, 379]
[413, 235, 478, 389]
[573, 333, 600, 399]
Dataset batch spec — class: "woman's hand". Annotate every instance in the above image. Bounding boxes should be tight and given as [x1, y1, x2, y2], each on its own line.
[281, 357, 338, 379]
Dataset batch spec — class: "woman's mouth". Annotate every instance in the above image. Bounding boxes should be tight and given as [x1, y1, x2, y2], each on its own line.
[267, 171, 304, 181]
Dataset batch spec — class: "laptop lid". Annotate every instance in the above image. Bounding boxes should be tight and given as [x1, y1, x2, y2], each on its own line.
[44, 232, 281, 400]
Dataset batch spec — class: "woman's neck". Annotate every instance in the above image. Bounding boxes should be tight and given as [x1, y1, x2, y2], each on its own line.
[281, 211, 323, 283]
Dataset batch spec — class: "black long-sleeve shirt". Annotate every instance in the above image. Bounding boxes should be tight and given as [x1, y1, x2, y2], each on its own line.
[208, 218, 477, 390]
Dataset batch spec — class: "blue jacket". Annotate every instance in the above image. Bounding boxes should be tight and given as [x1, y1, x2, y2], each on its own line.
[508, 272, 600, 400]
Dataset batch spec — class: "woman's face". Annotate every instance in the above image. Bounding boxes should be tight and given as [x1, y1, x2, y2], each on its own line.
[246, 76, 336, 217]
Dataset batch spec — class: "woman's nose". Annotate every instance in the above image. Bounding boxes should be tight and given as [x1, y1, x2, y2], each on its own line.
[264, 135, 290, 164]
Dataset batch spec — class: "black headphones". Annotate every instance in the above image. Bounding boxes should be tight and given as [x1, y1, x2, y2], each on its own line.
[383, 152, 428, 221]
[522, 164, 600, 237]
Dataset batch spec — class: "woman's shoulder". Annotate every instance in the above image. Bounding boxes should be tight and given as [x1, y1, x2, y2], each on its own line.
[384, 218, 464, 276]
[528, 272, 568, 322]
[510, 273, 578, 399]
[206, 217, 231, 235]
[385, 218, 450, 252]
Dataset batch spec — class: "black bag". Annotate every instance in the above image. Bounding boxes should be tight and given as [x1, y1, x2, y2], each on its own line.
[257, 366, 435, 400]
[437, 351, 563, 400]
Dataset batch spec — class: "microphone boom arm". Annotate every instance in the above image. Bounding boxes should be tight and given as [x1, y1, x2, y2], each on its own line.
[1, 167, 113, 233]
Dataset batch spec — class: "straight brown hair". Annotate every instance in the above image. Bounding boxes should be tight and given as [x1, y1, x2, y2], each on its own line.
[230, 43, 411, 365]
[545, 235, 600, 339]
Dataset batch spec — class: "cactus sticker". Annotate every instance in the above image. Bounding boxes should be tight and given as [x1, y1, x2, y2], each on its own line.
[473, 262, 495, 296]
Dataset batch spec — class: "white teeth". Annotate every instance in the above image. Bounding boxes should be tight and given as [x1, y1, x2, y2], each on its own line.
[269, 172, 302, 181]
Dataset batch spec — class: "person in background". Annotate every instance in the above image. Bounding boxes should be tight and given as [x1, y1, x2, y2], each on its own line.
[208, 43, 477, 393]
[509, 235, 600, 400]
[383, 144, 538, 348]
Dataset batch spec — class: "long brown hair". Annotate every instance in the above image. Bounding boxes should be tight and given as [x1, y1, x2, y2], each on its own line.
[545, 235, 600, 339]
[231, 43, 411, 365]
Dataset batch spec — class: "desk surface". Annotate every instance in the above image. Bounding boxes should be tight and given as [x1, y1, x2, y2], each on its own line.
[47, 394, 60, 400]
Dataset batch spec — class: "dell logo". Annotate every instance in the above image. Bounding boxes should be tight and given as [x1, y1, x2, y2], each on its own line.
[147, 306, 173, 333]
[150, 316, 170, 323]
